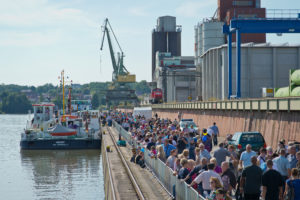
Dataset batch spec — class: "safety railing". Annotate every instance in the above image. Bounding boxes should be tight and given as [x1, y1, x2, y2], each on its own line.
[112, 121, 205, 200]
[149, 97, 300, 112]
[231, 8, 300, 20]
[266, 9, 300, 19]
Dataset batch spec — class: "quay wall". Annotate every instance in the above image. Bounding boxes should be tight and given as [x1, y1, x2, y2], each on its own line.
[153, 109, 300, 149]
[101, 136, 115, 200]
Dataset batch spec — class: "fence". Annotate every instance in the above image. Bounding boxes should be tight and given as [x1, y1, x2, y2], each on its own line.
[112, 121, 205, 200]
[150, 97, 300, 112]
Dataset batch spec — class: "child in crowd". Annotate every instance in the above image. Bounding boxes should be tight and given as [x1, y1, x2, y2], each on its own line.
[150, 146, 157, 158]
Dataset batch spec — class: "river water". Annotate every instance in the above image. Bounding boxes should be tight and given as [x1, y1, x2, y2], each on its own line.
[0, 115, 105, 200]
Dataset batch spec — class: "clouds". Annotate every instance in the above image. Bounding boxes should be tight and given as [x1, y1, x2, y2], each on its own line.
[175, 0, 216, 18]
[128, 6, 149, 17]
[0, 0, 98, 46]
[0, 30, 62, 46]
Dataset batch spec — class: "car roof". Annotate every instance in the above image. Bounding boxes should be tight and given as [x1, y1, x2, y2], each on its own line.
[234, 131, 262, 135]
[180, 119, 193, 122]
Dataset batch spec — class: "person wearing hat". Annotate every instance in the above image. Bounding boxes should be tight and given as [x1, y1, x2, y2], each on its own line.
[202, 129, 212, 152]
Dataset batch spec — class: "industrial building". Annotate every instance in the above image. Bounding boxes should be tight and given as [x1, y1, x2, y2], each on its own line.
[153, 52, 196, 102]
[195, 0, 268, 100]
[152, 16, 181, 80]
[195, 20, 225, 100]
[201, 43, 300, 100]
[218, 0, 266, 43]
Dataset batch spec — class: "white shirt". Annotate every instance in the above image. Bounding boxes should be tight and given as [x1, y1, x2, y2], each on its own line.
[207, 128, 214, 136]
[194, 170, 223, 190]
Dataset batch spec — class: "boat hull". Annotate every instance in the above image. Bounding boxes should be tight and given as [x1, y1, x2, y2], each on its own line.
[20, 139, 101, 150]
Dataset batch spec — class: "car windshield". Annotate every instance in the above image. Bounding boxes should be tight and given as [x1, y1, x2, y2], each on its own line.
[240, 134, 264, 143]
[231, 133, 240, 141]
[181, 121, 197, 128]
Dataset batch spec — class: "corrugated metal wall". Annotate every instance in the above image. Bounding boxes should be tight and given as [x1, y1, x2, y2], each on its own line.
[201, 45, 300, 100]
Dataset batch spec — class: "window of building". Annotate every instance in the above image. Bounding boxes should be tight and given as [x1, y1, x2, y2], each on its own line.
[232, 1, 253, 6]
[238, 14, 257, 19]
[176, 76, 195, 82]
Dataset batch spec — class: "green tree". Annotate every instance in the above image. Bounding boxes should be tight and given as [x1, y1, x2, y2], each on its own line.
[91, 93, 99, 109]
[1, 92, 32, 114]
[53, 95, 63, 109]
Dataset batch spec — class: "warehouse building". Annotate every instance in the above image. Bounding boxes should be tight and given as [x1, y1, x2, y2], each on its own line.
[153, 52, 196, 102]
[201, 43, 300, 100]
[194, 0, 267, 100]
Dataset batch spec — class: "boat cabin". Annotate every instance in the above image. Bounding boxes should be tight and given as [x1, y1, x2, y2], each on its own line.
[32, 103, 55, 126]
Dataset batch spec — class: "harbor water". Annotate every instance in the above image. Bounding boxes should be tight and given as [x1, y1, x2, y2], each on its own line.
[0, 115, 104, 200]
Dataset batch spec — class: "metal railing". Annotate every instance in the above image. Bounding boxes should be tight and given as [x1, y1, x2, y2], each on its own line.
[149, 97, 300, 112]
[112, 121, 205, 200]
[232, 8, 300, 20]
[266, 9, 300, 19]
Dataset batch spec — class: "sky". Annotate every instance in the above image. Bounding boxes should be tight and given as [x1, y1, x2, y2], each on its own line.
[1, 0, 300, 86]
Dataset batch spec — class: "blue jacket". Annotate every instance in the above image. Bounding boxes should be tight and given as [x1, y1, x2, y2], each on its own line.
[162, 144, 176, 158]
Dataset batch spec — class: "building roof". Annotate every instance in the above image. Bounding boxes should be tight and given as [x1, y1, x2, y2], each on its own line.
[201, 42, 300, 57]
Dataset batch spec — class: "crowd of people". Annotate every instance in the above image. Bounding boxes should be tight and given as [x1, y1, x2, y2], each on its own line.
[103, 111, 300, 200]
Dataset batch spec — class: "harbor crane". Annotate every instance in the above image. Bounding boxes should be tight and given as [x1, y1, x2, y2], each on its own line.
[100, 18, 138, 106]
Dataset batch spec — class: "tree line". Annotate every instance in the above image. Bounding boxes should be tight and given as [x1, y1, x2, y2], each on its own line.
[0, 81, 151, 113]
[0, 92, 32, 114]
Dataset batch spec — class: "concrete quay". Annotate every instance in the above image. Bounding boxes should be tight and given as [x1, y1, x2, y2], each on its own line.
[101, 126, 171, 200]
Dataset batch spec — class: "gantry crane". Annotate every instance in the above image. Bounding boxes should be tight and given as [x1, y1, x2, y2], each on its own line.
[100, 18, 138, 106]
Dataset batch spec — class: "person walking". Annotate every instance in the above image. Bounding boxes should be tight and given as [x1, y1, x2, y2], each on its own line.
[221, 161, 236, 194]
[287, 145, 298, 169]
[284, 168, 300, 200]
[257, 148, 267, 172]
[240, 144, 257, 168]
[262, 159, 284, 200]
[189, 163, 223, 197]
[176, 132, 188, 154]
[210, 122, 219, 146]
[273, 148, 291, 182]
[199, 143, 212, 160]
[213, 142, 232, 167]
[240, 156, 263, 200]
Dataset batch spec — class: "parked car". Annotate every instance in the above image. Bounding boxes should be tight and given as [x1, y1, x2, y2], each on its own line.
[228, 132, 266, 155]
[179, 119, 199, 133]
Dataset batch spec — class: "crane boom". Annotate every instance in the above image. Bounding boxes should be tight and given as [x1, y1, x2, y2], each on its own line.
[100, 19, 118, 77]
[100, 18, 133, 82]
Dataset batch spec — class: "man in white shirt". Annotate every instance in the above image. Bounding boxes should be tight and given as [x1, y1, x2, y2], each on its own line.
[240, 144, 257, 168]
[189, 163, 223, 195]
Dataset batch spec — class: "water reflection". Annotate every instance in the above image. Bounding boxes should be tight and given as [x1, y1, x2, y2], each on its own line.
[21, 150, 103, 200]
